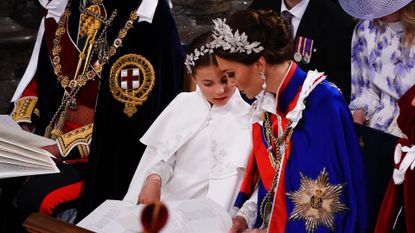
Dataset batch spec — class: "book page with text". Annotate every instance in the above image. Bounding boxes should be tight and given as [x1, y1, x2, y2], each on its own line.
[0, 115, 55, 147]
[0, 160, 59, 178]
[77, 199, 232, 233]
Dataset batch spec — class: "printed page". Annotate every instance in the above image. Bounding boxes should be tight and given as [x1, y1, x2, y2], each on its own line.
[163, 198, 232, 233]
[0, 116, 55, 147]
[77, 199, 232, 233]
[0, 115, 20, 129]
[77, 200, 144, 233]
[0, 160, 59, 178]
[0, 140, 56, 164]
[0, 150, 52, 169]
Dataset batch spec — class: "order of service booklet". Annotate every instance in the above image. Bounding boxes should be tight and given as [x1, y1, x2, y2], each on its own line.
[0, 115, 59, 178]
[77, 198, 233, 233]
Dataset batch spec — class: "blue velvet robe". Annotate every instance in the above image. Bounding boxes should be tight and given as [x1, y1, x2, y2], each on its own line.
[236, 63, 369, 232]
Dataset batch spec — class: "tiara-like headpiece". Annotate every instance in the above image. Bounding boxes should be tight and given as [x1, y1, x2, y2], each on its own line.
[184, 18, 264, 74]
[184, 44, 213, 74]
[211, 18, 264, 54]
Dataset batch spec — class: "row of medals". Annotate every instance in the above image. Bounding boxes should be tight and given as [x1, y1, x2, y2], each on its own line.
[293, 51, 311, 64]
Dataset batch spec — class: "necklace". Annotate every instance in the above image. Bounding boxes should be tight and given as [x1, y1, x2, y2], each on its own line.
[45, 1, 140, 139]
[259, 112, 293, 227]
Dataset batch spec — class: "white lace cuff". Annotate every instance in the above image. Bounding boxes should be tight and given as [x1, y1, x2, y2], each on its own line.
[236, 200, 257, 229]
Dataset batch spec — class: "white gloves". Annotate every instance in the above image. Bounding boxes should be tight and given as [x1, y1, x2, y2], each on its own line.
[393, 143, 415, 185]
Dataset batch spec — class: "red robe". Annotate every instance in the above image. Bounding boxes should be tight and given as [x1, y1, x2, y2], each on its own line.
[375, 84, 415, 233]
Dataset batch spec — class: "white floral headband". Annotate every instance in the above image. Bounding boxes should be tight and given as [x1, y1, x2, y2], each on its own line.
[184, 44, 213, 74]
[184, 18, 264, 74]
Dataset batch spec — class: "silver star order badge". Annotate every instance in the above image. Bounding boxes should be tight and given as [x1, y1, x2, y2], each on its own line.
[286, 169, 348, 233]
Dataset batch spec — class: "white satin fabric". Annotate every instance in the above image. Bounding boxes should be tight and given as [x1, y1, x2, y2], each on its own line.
[123, 88, 252, 213]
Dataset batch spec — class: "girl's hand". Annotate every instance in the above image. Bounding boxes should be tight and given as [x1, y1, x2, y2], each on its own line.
[138, 174, 162, 205]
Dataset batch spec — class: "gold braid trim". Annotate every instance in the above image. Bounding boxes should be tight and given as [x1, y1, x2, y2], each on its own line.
[77, 144, 89, 159]
[56, 123, 93, 157]
[11, 96, 38, 123]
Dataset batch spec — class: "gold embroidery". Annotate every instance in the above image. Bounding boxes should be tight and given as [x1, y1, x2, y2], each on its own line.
[11, 96, 38, 123]
[287, 169, 348, 233]
[359, 136, 365, 148]
[77, 144, 89, 159]
[109, 54, 155, 117]
[259, 112, 293, 225]
[56, 124, 93, 157]
[45, 2, 136, 138]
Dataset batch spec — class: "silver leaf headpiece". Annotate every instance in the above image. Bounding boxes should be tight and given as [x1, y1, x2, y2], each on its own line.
[211, 18, 264, 54]
[184, 18, 264, 74]
[184, 44, 214, 74]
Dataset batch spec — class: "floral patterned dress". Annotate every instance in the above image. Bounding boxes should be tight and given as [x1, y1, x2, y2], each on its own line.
[350, 20, 415, 136]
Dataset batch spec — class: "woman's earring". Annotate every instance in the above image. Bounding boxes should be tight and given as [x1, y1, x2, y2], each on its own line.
[259, 71, 266, 90]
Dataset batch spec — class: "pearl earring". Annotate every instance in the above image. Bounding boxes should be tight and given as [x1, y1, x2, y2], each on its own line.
[259, 71, 266, 90]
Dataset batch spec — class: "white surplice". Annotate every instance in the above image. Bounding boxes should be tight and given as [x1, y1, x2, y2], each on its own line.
[123, 88, 252, 212]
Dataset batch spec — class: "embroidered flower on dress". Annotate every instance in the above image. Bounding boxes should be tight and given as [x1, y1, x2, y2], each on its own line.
[210, 140, 233, 178]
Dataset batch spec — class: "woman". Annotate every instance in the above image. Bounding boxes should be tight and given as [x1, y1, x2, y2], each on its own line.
[123, 32, 252, 213]
[210, 10, 369, 233]
[340, 0, 415, 136]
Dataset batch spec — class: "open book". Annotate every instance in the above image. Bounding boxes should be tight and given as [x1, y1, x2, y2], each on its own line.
[0, 115, 59, 178]
[77, 198, 232, 233]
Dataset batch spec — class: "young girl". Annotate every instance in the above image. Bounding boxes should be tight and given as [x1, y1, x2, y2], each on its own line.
[210, 10, 369, 233]
[341, 0, 415, 136]
[123, 32, 252, 213]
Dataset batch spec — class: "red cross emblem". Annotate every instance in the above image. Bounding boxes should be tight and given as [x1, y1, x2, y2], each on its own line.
[121, 68, 140, 90]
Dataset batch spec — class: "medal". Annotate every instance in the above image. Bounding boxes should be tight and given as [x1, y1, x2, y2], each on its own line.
[302, 37, 314, 64]
[303, 54, 310, 64]
[293, 36, 303, 63]
[294, 36, 314, 64]
[294, 52, 302, 62]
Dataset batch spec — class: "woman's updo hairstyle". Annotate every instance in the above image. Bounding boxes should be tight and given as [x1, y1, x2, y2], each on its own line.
[214, 9, 293, 65]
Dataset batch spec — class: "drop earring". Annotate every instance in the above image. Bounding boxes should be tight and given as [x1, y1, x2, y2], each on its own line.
[259, 71, 266, 90]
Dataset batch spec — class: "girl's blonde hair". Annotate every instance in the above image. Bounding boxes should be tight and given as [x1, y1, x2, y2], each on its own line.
[374, 1, 415, 47]
[402, 1, 415, 47]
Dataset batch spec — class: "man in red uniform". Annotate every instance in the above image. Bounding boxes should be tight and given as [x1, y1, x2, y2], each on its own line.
[1, 0, 184, 231]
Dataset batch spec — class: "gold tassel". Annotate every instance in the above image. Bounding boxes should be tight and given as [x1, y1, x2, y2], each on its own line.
[44, 124, 53, 138]
[51, 111, 66, 139]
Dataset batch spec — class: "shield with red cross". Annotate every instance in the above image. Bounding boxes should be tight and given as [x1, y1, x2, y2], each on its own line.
[121, 68, 140, 90]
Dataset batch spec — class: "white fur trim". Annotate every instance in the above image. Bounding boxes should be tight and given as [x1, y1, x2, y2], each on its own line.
[286, 70, 326, 128]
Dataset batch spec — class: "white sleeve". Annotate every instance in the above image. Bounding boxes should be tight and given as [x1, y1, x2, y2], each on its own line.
[235, 188, 258, 229]
[145, 153, 176, 186]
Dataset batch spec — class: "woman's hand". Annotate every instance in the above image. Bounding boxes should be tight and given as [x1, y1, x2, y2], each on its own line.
[228, 216, 248, 233]
[352, 109, 366, 124]
[41, 144, 63, 164]
[411, 96, 415, 107]
[138, 174, 162, 205]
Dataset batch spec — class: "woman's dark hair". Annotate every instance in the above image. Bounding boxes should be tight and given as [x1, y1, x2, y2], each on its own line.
[214, 9, 293, 65]
[186, 31, 217, 75]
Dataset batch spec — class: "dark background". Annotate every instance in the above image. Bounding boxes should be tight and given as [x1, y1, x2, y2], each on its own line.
[0, 0, 252, 113]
